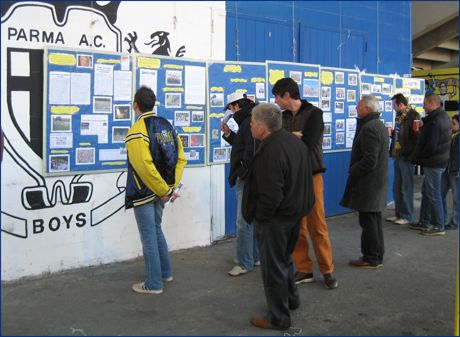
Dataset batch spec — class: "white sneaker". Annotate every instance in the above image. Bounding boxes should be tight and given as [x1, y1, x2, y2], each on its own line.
[385, 216, 399, 222]
[163, 276, 173, 283]
[228, 265, 248, 276]
[394, 218, 410, 225]
[132, 282, 163, 294]
[254, 260, 261, 267]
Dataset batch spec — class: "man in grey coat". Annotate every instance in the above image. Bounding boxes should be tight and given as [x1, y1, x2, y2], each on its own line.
[340, 96, 389, 269]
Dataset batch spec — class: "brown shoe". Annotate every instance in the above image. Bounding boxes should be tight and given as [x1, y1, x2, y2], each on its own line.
[250, 316, 289, 331]
[349, 258, 383, 269]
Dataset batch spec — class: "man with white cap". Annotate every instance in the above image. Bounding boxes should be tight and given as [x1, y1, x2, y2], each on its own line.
[221, 92, 260, 276]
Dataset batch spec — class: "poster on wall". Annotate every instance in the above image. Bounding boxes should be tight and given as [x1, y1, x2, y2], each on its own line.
[44, 47, 133, 176]
[320, 67, 360, 152]
[360, 74, 396, 133]
[394, 77, 425, 116]
[135, 54, 207, 166]
[207, 61, 266, 164]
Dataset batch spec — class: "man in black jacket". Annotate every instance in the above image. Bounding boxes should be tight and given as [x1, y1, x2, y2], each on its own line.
[386, 94, 420, 225]
[220, 92, 260, 276]
[410, 94, 451, 236]
[273, 77, 338, 289]
[243, 103, 314, 331]
[341, 96, 389, 269]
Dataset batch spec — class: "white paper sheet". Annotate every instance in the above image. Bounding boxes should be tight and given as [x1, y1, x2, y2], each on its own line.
[346, 118, 357, 148]
[99, 148, 127, 161]
[323, 112, 332, 123]
[49, 71, 71, 104]
[184, 66, 205, 104]
[50, 132, 73, 149]
[256, 83, 265, 99]
[113, 71, 132, 101]
[94, 64, 114, 96]
[71, 72, 91, 105]
[80, 114, 109, 143]
[139, 69, 157, 94]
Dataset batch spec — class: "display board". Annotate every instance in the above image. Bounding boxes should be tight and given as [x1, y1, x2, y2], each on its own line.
[135, 55, 207, 166]
[207, 61, 266, 164]
[394, 77, 425, 115]
[43, 47, 134, 176]
[360, 73, 396, 129]
[266, 61, 321, 105]
[319, 67, 360, 152]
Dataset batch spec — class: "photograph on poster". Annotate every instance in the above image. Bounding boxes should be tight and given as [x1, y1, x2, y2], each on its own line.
[165, 93, 182, 108]
[303, 79, 319, 97]
[385, 100, 393, 112]
[335, 72, 344, 84]
[190, 134, 205, 147]
[77, 54, 93, 68]
[210, 93, 224, 107]
[336, 132, 345, 145]
[348, 105, 357, 117]
[321, 99, 330, 111]
[382, 83, 392, 95]
[348, 73, 358, 86]
[213, 147, 227, 162]
[256, 82, 265, 99]
[175, 111, 190, 127]
[179, 134, 189, 148]
[336, 119, 345, 131]
[93, 96, 112, 113]
[347, 90, 356, 102]
[51, 115, 72, 132]
[379, 101, 384, 112]
[112, 127, 129, 143]
[321, 86, 331, 98]
[192, 110, 204, 122]
[76, 147, 95, 165]
[290, 71, 302, 84]
[371, 84, 382, 94]
[49, 154, 70, 172]
[335, 101, 344, 113]
[324, 123, 332, 136]
[361, 83, 371, 95]
[336, 87, 345, 100]
[212, 129, 219, 140]
[166, 70, 182, 86]
[323, 137, 332, 150]
[189, 150, 199, 160]
[114, 104, 131, 121]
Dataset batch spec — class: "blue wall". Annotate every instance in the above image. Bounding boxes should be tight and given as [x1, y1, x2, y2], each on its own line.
[224, 1, 409, 234]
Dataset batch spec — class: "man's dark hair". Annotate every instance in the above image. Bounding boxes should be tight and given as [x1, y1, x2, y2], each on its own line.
[272, 77, 300, 100]
[453, 114, 459, 123]
[391, 93, 408, 106]
[134, 86, 156, 112]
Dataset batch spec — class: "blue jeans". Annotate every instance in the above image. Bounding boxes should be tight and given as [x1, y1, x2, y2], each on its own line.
[235, 179, 259, 271]
[393, 157, 415, 222]
[442, 170, 459, 227]
[133, 199, 172, 290]
[420, 167, 445, 228]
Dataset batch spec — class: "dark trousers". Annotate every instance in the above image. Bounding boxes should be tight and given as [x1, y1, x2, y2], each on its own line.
[254, 218, 301, 328]
[358, 212, 384, 265]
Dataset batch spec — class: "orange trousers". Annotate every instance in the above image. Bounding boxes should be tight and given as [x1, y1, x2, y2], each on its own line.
[292, 174, 334, 274]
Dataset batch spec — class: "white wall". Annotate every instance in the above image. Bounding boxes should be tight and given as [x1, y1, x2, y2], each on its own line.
[1, 1, 227, 281]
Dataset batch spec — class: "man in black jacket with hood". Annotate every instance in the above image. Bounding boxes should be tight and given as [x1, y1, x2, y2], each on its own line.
[221, 92, 260, 276]
[243, 103, 314, 331]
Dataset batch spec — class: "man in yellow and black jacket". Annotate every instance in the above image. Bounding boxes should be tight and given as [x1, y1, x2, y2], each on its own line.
[125, 86, 186, 295]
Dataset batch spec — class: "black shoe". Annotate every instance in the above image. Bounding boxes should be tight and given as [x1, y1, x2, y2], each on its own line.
[323, 273, 338, 289]
[408, 222, 429, 231]
[294, 272, 314, 284]
[445, 224, 458, 230]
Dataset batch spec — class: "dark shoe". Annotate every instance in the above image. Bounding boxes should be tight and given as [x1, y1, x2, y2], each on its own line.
[421, 226, 446, 236]
[250, 316, 289, 331]
[294, 272, 314, 284]
[409, 222, 429, 231]
[323, 273, 338, 289]
[349, 258, 383, 269]
[445, 224, 458, 230]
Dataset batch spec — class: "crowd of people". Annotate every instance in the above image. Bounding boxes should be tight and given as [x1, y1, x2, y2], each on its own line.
[124, 83, 458, 331]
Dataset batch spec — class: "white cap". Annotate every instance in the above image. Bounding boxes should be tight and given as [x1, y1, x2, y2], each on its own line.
[227, 92, 246, 106]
